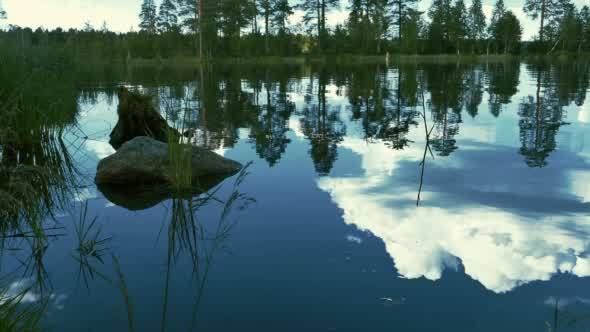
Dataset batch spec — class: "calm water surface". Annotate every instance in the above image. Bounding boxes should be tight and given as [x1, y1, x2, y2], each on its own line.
[4, 61, 590, 331]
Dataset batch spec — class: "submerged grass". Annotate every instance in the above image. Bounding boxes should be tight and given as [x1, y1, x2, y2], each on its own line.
[0, 287, 47, 332]
[73, 202, 112, 290]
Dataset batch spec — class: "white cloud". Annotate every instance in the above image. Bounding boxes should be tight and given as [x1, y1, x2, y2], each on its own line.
[1, 278, 68, 310]
[85, 140, 116, 160]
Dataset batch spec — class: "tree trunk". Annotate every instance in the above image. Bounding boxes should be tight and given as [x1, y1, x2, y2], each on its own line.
[265, 1, 270, 55]
[398, 0, 403, 43]
[316, 0, 322, 51]
[321, 0, 326, 52]
[198, 0, 203, 59]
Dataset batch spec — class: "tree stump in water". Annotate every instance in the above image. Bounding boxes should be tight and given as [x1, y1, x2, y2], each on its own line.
[109, 87, 180, 149]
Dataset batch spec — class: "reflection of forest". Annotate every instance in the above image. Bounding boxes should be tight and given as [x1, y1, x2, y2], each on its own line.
[81, 61, 586, 174]
[5, 60, 587, 217]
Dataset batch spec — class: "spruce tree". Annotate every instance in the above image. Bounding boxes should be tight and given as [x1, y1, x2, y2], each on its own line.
[139, 0, 158, 34]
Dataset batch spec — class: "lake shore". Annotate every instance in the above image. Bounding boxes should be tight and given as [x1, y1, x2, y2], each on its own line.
[119, 53, 590, 67]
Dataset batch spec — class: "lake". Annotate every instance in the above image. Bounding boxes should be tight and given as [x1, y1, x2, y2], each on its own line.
[2, 60, 590, 331]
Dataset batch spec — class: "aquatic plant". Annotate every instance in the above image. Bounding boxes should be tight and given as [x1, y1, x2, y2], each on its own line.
[0, 286, 47, 332]
[73, 202, 112, 290]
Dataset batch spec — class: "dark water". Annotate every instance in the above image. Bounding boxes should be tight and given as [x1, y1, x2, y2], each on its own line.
[3, 61, 590, 331]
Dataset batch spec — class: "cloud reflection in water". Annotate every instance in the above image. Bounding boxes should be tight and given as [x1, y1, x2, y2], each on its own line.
[318, 135, 590, 293]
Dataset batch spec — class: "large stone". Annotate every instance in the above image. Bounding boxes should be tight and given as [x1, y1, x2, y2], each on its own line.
[95, 136, 242, 186]
[109, 87, 180, 149]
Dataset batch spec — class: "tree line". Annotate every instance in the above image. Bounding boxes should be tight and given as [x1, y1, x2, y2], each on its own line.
[1, 0, 590, 58]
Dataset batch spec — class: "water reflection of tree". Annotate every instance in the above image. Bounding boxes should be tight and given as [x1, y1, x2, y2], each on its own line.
[382, 64, 421, 149]
[347, 65, 390, 140]
[464, 68, 485, 117]
[425, 64, 464, 157]
[248, 69, 295, 166]
[300, 68, 346, 176]
[486, 61, 520, 117]
[518, 64, 568, 168]
[341, 64, 421, 150]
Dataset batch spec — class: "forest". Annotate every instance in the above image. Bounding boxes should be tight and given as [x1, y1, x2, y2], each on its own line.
[1, 0, 590, 61]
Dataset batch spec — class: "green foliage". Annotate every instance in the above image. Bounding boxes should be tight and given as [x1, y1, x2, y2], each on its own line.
[0, 287, 47, 332]
[298, 0, 340, 51]
[2, 0, 589, 57]
[400, 9, 423, 53]
[467, 0, 486, 52]
[157, 0, 179, 33]
[271, 0, 294, 35]
[492, 11, 523, 54]
[346, 0, 394, 54]
[139, 0, 158, 33]
[392, 0, 418, 40]
[449, 0, 468, 54]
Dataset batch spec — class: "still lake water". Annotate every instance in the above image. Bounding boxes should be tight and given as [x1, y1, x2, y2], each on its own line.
[4, 61, 590, 331]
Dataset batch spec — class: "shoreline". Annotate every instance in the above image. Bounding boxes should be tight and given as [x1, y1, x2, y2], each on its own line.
[122, 53, 589, 67]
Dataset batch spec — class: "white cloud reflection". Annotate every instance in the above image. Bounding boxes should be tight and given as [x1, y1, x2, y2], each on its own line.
[318, 134, 590, 293]
[1, 278, 68, 310]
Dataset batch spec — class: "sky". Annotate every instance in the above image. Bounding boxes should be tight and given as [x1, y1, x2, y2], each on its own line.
[1, 0, 589, 40]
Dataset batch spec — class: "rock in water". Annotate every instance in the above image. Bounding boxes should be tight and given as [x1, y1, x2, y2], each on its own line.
[109, 87, 180, 149]
[95, 136, 242, 186]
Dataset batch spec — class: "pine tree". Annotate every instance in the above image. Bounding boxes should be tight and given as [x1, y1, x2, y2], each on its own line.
[523, 0, 559, 42]
[298, 0, 340, 51]
[139, 0, 158, 34]
[467, 0, 486, 52]
[259, 0, 272, 54]
[178, 0, 220, 57]
[101, 21, 109, 33]
[83, 21, 94, 32]
[178, 0, 198, 33]
[157, 0, 179, 33]
[218, 0, 256, 54]
[372, 0, 394, 54]
[392, 0, 417, 41]
[449, 0, 468, 54]
[271, 0, 293, 35]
